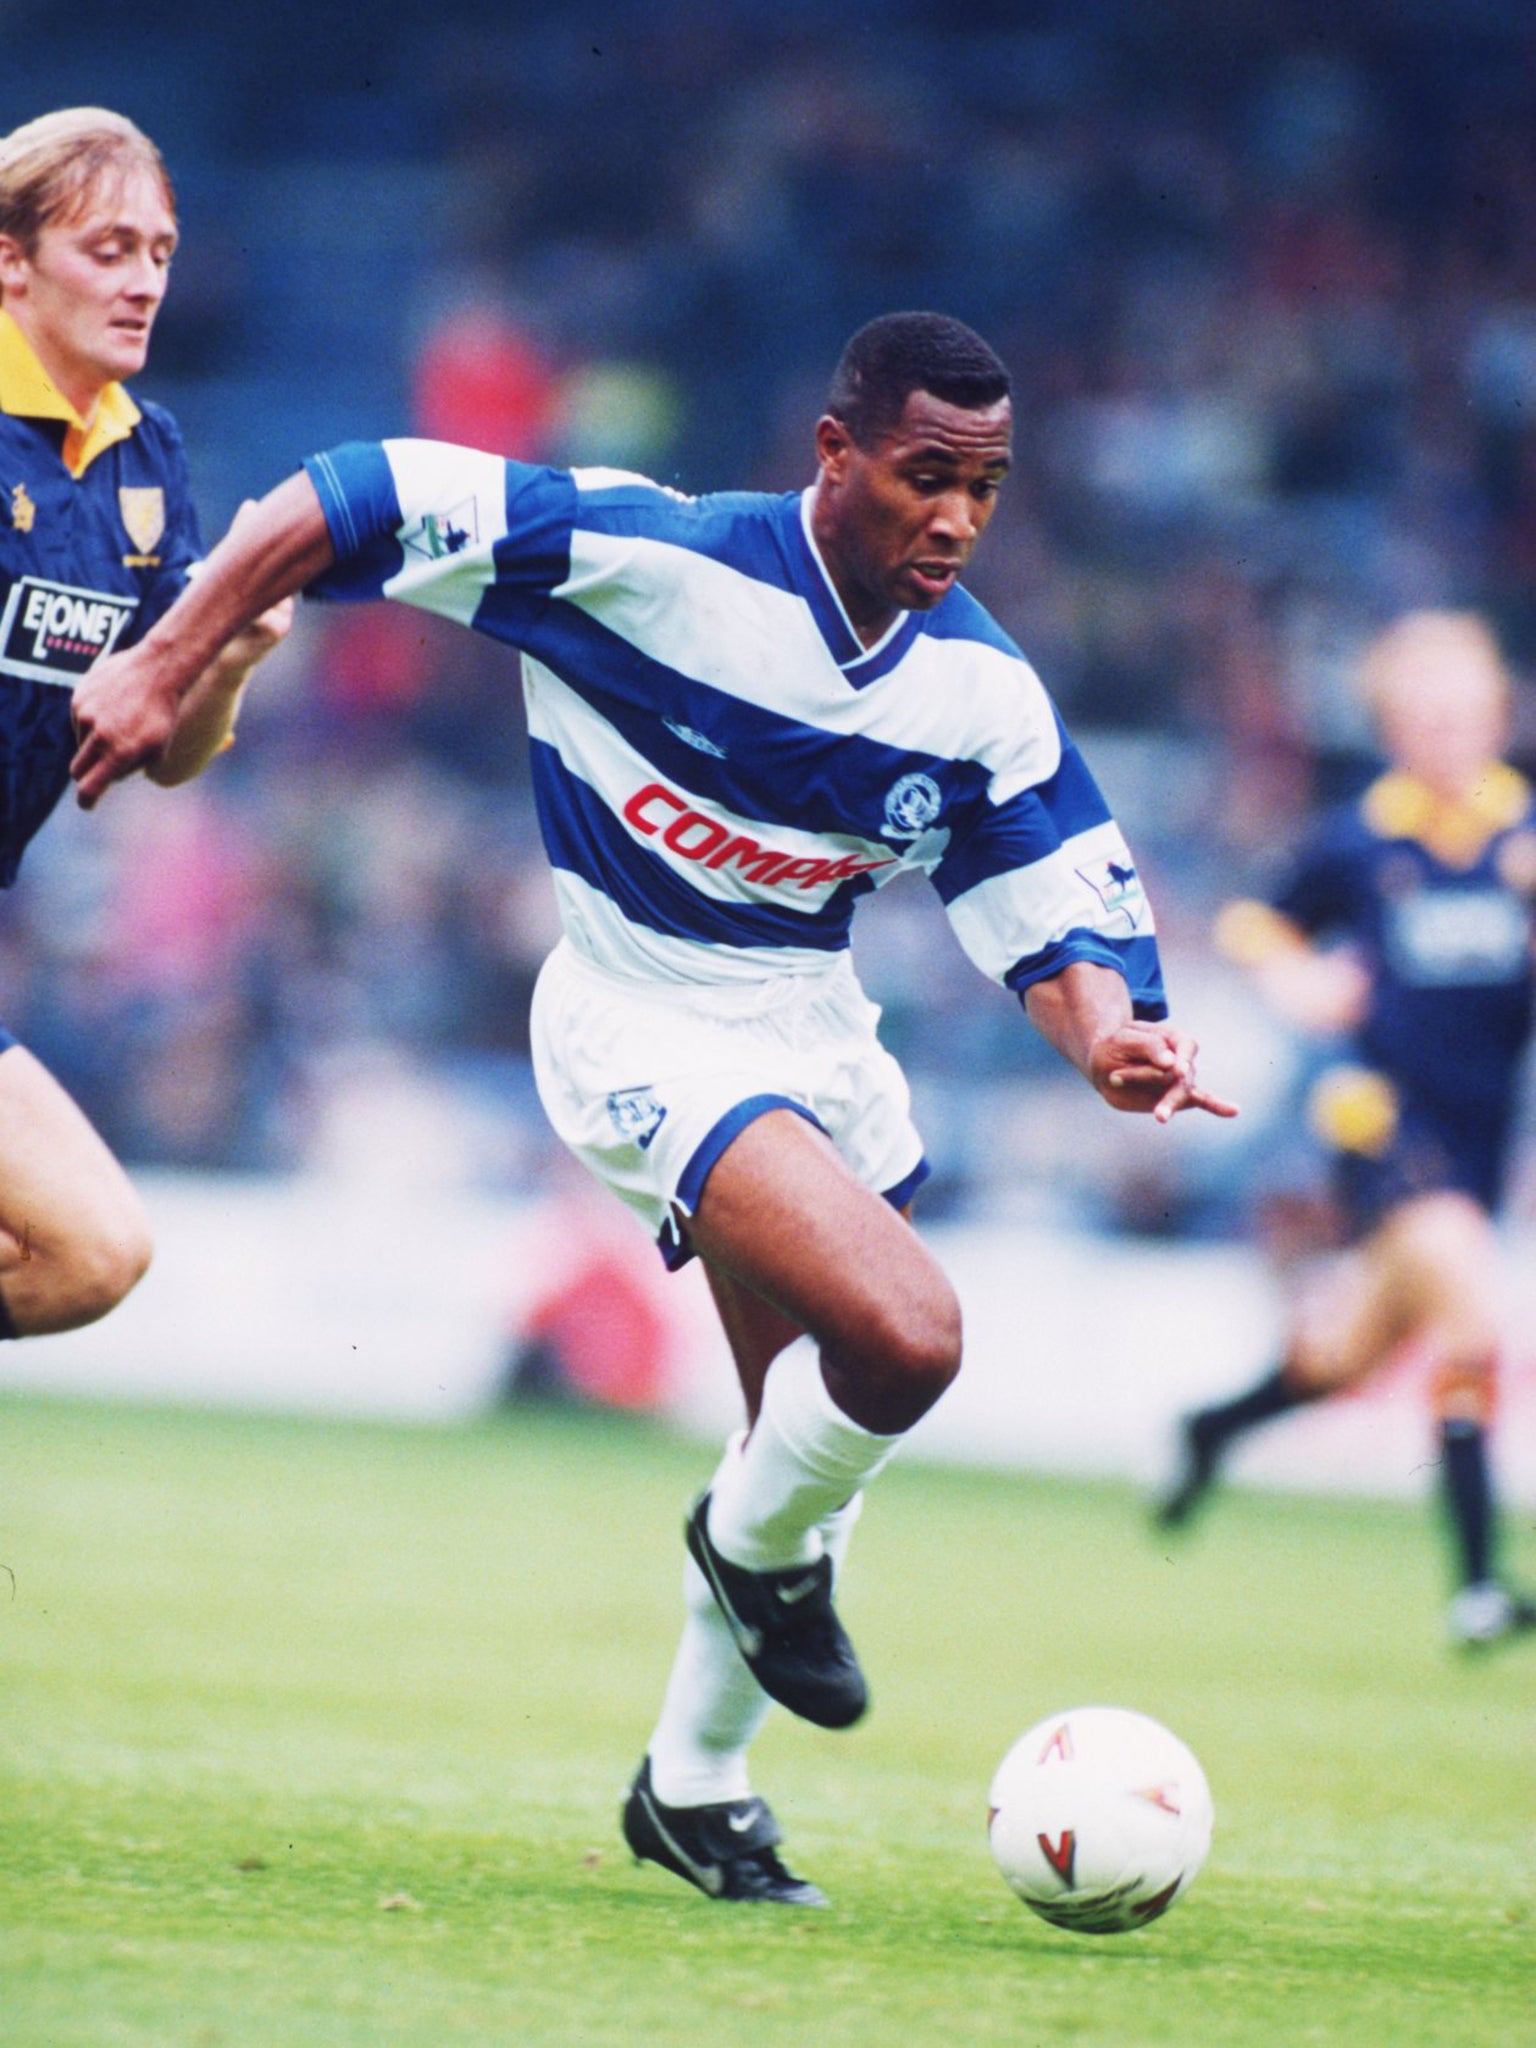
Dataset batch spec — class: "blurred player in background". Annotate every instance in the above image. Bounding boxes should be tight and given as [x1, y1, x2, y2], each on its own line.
[0, 107, 290, 1338]
[70, 312, 1236, 1903]
[1158, 611, 1536, 1650]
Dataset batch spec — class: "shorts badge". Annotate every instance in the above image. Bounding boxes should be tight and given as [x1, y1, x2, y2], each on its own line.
[607, 1084, 667, 1150]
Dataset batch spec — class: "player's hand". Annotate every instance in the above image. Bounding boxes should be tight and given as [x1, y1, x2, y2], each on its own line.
[217, 592, 295, 669]
[1089, 1023, 1240, 1124]
[70, 643, 181, 808]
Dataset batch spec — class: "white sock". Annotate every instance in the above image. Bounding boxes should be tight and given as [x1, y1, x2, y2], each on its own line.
[647, 1466, 867, 1810]
[818, 1488, 864, 1577]
[705, 1336, 902, 1570]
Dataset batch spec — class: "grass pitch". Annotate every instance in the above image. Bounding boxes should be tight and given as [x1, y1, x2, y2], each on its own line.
[1, 1392, 1532, 2048]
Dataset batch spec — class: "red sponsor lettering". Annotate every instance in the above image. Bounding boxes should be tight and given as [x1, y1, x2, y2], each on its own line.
[662, 811, 728, 860]
[623, 779, 896, 893]
[704, 834, 795, 884]
[623, 783, 686, 834]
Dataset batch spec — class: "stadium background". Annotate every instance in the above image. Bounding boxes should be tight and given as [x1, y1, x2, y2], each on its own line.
[2, 0, 1534, 1500]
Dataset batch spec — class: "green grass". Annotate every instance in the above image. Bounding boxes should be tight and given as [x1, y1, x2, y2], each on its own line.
[1, 1393, 1532, 2047]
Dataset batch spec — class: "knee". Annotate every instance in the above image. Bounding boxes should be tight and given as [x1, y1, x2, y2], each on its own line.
[835, 1273, 963, 1415]
[890, 1281, 964, 1396]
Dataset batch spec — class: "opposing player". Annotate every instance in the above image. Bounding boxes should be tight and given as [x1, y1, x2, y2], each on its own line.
[0, 107, 290, 1336]
[1157, 611, 1536, 1650]
[70, 312, 1236, 1902]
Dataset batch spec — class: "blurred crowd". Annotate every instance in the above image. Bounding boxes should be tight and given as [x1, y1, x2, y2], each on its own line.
[3, 0, 1535, 1235]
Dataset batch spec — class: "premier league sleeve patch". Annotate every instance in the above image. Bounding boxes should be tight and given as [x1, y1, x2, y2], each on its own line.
[1074, 853, 1148, 933]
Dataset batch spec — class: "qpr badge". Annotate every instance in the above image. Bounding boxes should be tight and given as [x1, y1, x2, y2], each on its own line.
[882, 771, 942, 840]
[606, 1084, 667, 1151]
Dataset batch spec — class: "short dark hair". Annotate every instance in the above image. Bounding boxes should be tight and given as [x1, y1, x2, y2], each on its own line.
[827, 312, 1011, 447]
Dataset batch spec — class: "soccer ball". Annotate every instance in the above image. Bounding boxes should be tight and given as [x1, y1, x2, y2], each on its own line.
[987, 1705, 1213, 1934]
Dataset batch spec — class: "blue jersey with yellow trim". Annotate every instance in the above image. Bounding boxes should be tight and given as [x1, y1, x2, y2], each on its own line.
[1275, 766, 1536, 1156]
[0, 318, 201, 886]
[303, 437, 1166, 1012]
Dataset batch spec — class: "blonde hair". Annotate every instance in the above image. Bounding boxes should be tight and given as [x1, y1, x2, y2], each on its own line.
[1357, 609, 1511, 723]
[0, 107, 174, 270]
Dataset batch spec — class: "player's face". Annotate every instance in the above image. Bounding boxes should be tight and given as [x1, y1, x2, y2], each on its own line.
[0, 165, 176, 416]
[1374, 651, 1509, 795]
[812, 390, 1012, 643]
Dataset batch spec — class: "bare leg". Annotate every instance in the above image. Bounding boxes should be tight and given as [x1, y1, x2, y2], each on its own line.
[0, 1046, 152, 1334]
[686, 1109, 959, 1434]
[645, 1119, 948, 1783]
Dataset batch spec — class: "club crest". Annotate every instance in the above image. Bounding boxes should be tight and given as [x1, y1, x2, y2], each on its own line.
[606, 1085, 667, 1151]
[119, 486, 165, 559]
[883, 771, 942, 840]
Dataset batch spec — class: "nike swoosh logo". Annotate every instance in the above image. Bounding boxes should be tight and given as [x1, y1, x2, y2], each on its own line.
[692, 1513, 766, 1658]
[775, 1574, 821, 1606]
[727, 1810, 757, 1834]
[642, 1789, 724, 1895]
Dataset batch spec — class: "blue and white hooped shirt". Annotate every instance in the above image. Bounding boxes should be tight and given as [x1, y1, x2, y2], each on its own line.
[303, 438, 1166, 1015]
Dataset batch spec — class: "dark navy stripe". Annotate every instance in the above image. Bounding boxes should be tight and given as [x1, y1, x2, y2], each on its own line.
[504, 594, 993, 847]
[842, 612, 925, 689]
[572, 480, 800, 587]
[659, 1112, 930, 1269]
[933, 731, 1112, 905]
[778, 496, 929, 682]
[547, 480, 1001, 687]
[303, 445, 404, 594]
[676, 1094, 826, 1216]
[490, 463, 578, 593]
[530, 740, 857, 953]
[882, 1157, 931, 1210]
[1006, 932, 1168, 1019]
[920, 581, 1028, 660]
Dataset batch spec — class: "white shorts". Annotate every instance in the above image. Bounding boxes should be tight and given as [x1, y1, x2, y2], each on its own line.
[530, 939, 929, 1267]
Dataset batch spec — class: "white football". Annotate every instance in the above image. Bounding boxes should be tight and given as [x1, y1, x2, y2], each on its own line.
[988, 1705, 1213, 1934]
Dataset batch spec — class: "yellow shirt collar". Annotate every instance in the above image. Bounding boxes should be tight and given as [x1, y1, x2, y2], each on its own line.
[1363, 763, 1531, 869]
[0, 309, 140, 478]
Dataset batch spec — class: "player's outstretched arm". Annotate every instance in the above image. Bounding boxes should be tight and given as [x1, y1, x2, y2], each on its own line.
[71, 472, 333, 809]
[144, 502, 299, 788]
[1024, 961, 1239, 1124]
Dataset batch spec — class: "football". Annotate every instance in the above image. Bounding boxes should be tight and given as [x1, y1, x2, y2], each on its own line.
[987, 1705, 1213, 1934]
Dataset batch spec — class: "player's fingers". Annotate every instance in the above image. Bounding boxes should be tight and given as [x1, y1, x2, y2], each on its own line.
[1107, 1056, 1187, 1091]
[70, 732, 131, 808]
[1153, 1076, 1240, 1123]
